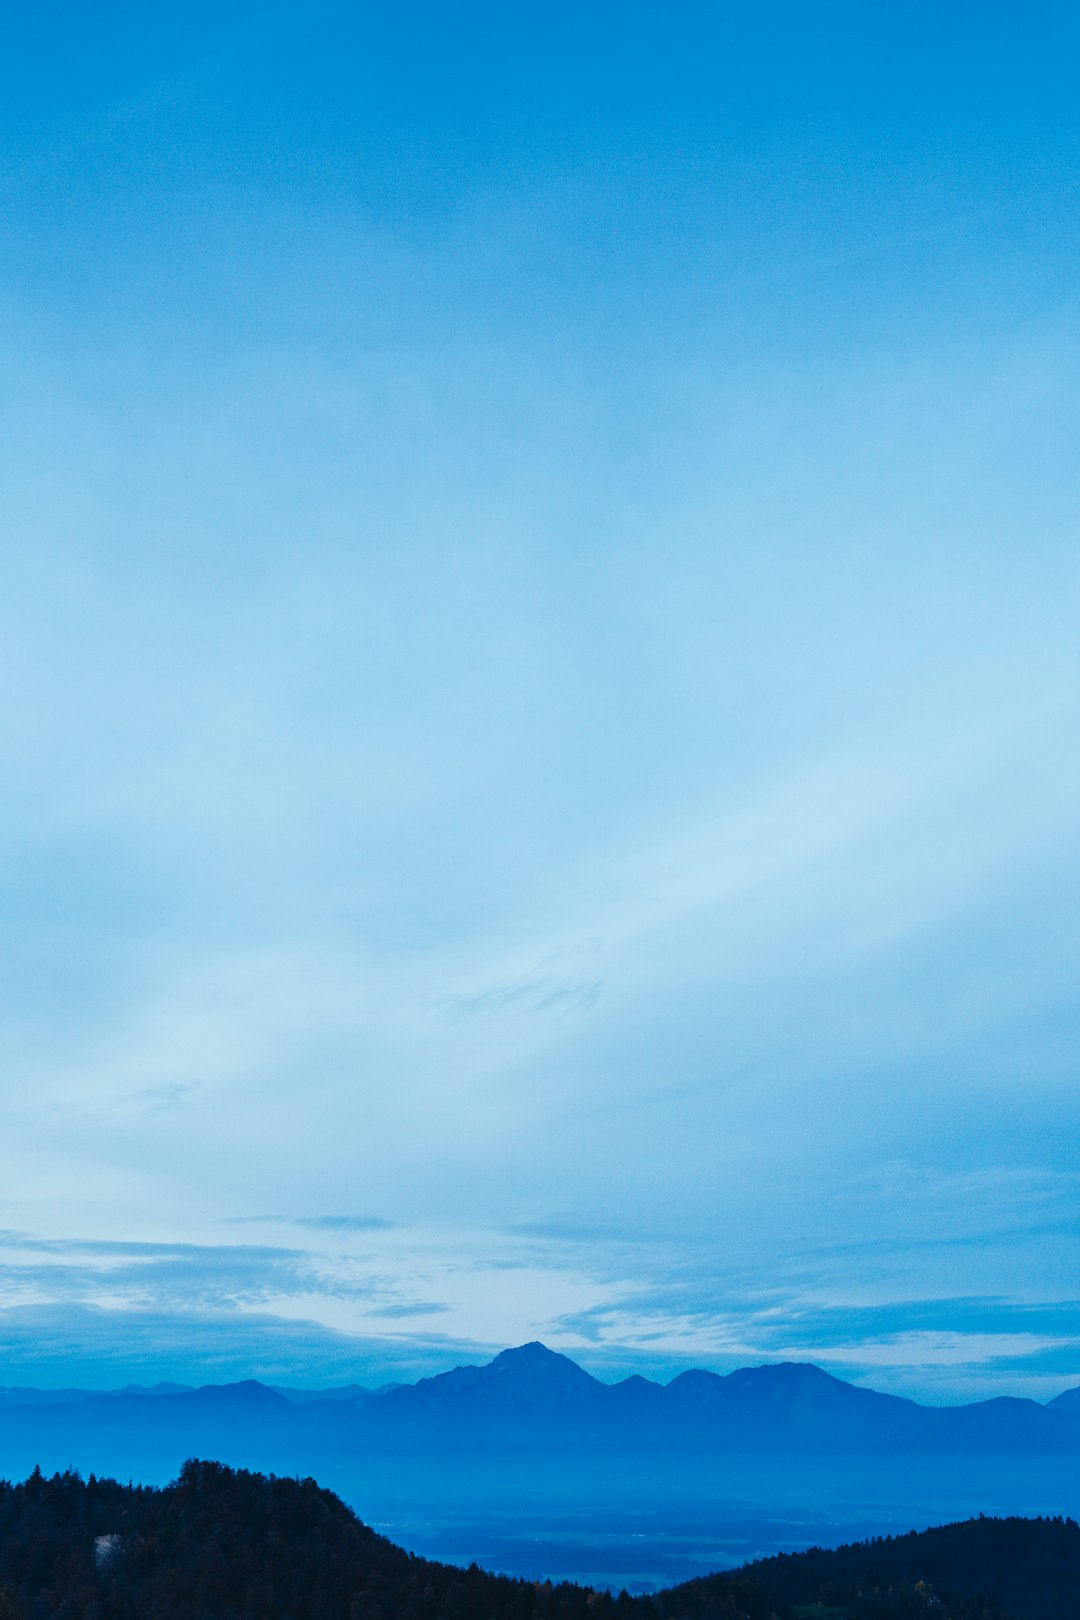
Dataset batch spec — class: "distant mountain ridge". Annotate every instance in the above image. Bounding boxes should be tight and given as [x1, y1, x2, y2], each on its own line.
[366, 1342, 1079, 1453]
[3, 1341, 1079, 1445]
[1, 1342, 1078, 1506]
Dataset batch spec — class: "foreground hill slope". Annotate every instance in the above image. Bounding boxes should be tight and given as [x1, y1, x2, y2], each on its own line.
[0, 1463, 1079, 1620]
[676, 1516, 1080, 1620]
[0, 1461, 600, 1620]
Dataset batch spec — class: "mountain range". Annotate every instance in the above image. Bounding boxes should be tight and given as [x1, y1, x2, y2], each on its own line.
[3, 1341, 1079, 1457]
[2, 1342, 1078, 1533]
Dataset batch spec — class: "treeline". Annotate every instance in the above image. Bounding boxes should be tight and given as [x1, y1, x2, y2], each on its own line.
[0, 1460, 1078, 1620]
[669, 1515, 1080, 1620]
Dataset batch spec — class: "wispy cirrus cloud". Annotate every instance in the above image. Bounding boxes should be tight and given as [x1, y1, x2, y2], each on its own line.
[0, 1301, 486, 1389]
[229, 1215, 396, 1233]
[0, 1231, 433, 1321]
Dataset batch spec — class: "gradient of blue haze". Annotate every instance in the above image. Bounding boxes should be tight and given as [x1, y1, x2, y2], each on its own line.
[1, 2, 1079, 1400]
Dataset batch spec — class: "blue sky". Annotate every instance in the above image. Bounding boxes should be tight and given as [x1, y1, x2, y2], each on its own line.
[1, 2, 1079, 1401]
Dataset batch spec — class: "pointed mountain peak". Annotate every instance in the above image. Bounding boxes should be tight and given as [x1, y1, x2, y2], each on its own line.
[488, 1342, 599, 1385]
[492, 1340, 557, 1363]
[408, 1342, 598, 1405]
[492, 1341, 579, 1367]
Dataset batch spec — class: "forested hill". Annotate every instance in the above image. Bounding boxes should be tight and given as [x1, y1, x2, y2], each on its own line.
[0, 1462, 1078, 1620]
[674, 1516, 1080, 1620]
[0, 1461, 601, 1620]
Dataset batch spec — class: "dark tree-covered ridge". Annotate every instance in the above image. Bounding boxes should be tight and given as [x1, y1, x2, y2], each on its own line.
[668, 1515, 1080, 1620]
[0, 1461, 1078, 1620]
[0, 1461, 619, 1620]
